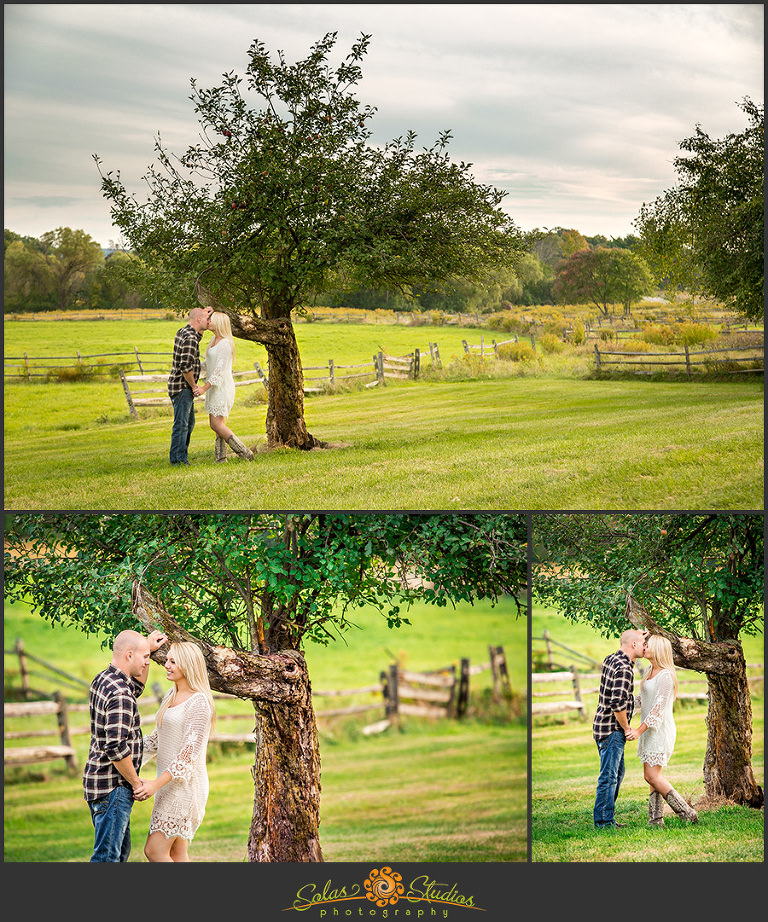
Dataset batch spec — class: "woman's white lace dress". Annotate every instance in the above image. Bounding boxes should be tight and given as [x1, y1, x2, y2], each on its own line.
[204, 338, 236, 419]
[142, 692, 212, 841]
[635, 668, 676, 767]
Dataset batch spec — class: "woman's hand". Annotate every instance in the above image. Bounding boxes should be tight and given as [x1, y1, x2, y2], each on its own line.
[134, 773, 170, 800]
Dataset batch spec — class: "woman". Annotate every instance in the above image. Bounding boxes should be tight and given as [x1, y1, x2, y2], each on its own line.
[137, 642, 216, 861]
[631, 634, 698, 826]
[198, 311, 253, 461]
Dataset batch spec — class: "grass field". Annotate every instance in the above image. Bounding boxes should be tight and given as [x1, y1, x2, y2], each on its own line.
[3, 595, 526, 863]
[530, 605, 764, 863]
[3, 319, 763, 509]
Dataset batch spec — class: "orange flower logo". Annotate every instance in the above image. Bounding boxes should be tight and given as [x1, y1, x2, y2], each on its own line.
[364, 867, 405, 907]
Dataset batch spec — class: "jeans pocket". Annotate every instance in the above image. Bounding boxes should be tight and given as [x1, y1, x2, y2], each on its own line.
[90, 795, 110, 817]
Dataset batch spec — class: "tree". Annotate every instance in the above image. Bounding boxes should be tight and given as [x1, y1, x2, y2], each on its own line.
[634, 98, 764, 320]
[532, 513, 764, 809]
[94, 33, 529, 450]
[4, 512, 527, 861]
[38, 228, 105, 312]
[554, 247, 653, 315]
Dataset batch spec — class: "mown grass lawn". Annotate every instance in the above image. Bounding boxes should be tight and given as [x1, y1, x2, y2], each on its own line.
[4, 374, 763, 509]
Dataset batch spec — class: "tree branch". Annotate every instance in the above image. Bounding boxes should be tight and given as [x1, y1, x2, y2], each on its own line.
[132, 582, 305, 702]
[625, 593, 744, 675]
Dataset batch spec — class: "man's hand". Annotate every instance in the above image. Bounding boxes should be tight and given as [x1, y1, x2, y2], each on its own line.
[146, 630, 168, 652]
[625, 727, 639, 740]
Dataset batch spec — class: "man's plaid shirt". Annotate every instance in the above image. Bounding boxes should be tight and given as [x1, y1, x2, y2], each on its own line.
[592, 649, 635, 741]
[82, 664, 145, 802]
[167, 324, 203, 398]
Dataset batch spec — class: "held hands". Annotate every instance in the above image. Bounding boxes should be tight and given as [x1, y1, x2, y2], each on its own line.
[134, 777, 162, 801]
[625, 727, 639, 741]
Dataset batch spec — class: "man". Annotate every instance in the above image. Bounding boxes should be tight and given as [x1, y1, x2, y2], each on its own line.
[83, 628, 167, 861]
[592, 629, 647, 829]
[168, 306, 212, 465]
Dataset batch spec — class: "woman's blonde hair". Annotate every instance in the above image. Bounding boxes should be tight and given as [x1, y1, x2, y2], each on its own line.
[157, 642, 216, 731]
[208, 311, 235, 361]
[644, 634, 678, 698]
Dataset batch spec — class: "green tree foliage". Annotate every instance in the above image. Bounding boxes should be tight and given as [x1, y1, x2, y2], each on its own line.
[93, 33, 530, 448]
[634, 98, 764, 320]
[553, 246, 653, 314]
[3, 512, 527, 653]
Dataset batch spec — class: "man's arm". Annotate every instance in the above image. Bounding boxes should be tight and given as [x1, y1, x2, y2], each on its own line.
[112, 754, 142, 791]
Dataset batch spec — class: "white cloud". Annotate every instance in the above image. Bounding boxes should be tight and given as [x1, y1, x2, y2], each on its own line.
[3, 3, 763, 243]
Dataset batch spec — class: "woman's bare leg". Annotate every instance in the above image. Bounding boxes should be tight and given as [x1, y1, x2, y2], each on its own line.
[208, 415, 233, 440]
[169, 837, 190, 862]
[643, 762, 672, 796]
[144, 831, 175, 862]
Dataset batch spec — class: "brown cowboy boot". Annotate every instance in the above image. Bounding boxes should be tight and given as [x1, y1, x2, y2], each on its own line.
[663, 787, 698, 822]
[648, 790, 665, 826]
[226, 433, 254, 460]
[214, 437, 227, 462]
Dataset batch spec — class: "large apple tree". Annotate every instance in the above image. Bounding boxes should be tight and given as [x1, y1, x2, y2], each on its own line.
[532, 512, 764, 808]
[94, 32, 530, 449]
[4, 512, 527, 861]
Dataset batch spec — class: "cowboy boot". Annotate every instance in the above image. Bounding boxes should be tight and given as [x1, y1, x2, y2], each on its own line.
[226, 433, 254, 460]
[664, 787, 698, 822]
[648, 790, 665, 826]
[214, 436, 227, 462]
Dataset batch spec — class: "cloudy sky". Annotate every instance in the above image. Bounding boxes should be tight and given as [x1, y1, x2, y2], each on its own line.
[4, 3, 763, 247]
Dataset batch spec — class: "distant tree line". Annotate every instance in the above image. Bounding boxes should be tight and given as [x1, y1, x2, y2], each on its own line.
[3, 227, 162, 313]
[3, 224, 653, 316]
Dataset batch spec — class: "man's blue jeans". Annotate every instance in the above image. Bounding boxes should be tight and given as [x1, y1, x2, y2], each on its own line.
[88, 784, 135, 862]
[170, 387, 195, 464]
[594, 730, 626, 827]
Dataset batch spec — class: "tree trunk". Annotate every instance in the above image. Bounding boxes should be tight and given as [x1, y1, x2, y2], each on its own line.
[626, 593, 764, 808]
[263, 332, 322, 451]
[230, 312, 324, 450]
[704, 667, 764, 807]
[248, 684, 323, 861]
[132, 582, 325, 860]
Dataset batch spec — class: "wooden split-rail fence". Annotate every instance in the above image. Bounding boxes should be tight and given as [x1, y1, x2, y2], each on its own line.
[461, 336, 520, 357]
[4, 640, 509, 767]
[593, 340, 763, 376]
[117, 345, 442, 417]
[531, 632, 764, 720]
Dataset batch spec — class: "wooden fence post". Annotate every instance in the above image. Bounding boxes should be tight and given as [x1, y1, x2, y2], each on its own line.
[134, 346, 144, 374]
[462, 339, 470, 354]
[23, 352, 31, 381]
[15, 638, 30, 700]
[570, 665, 586, 719]
[456, 658, 470, 717]
[374, 352, 385, 385]
[413, 348, 420, 379]
[594, 344, 602, 371]
[543, 630, 554, 670]
[383, 664, 399, 722]
[489, 645, 511, 702]
[119, 370, 138, 419]
[52, 690, 78, 771]
[328, 359, 335, 386]
[684, 344, 691, 378]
